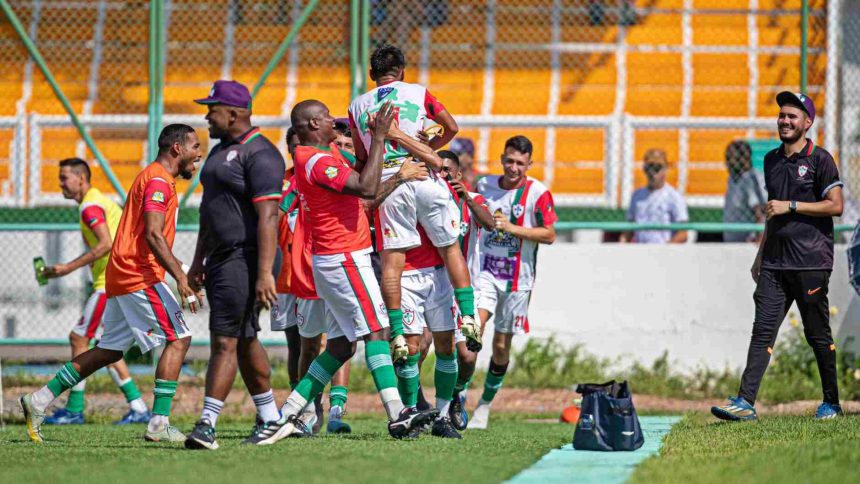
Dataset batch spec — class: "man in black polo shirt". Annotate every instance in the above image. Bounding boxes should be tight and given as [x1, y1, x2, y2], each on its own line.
[184, 81, 286, 449]
[712, 92, 844, 422]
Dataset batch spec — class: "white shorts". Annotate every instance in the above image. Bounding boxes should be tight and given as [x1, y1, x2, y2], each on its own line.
[378, 177, 460, 251]
[271, 293, 298, 331]
[478, 273, 531, 335]
[296, 298, 338, 339]
[401, 267, 456, 335]
[312, 248, 389, 343]
[97, 282, 192, 353]
[71, 290, 108, 339]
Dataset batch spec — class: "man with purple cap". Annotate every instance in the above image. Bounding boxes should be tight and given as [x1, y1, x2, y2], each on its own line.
[712, 91, 845, 422]
[184, 80, 287, 449]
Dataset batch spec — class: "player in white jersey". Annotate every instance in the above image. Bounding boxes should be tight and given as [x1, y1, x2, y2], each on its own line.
[438, 150, 495, 430]
[348, 45, 482, 363]
[467, 136, 558, 430]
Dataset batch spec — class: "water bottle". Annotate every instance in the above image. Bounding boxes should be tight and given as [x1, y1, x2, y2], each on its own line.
[33, 256, 48, 286]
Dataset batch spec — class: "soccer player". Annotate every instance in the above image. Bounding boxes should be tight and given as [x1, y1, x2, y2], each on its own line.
[438, 150, 494, 429]
[467, 136, 557, 430]
[244, 99, 437, 444]
[348, 44, 482, 364]
[185, 81, 286, 450]
[711, 92, 844, 421]
[39, 158, 150, 426]
[20, 124, 203, 443]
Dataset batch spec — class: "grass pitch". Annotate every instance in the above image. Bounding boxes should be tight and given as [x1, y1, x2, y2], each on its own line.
[0, 415, 570, 484]
[631, 412, 860, 483]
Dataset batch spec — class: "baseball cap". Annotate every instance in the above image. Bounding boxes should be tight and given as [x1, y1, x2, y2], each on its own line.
[449, 138, 475, 157]
[195, 80, 252, 109]
[776, 91, 815, 122]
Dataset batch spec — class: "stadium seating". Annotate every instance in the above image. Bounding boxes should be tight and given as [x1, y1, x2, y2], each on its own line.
[0, 0, 827, 202]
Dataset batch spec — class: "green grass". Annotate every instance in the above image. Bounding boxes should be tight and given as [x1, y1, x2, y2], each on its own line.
[0, 415, 570, 484]
[630, 413, 860, 484]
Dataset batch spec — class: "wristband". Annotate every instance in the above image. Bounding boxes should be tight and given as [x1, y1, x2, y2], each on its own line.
[181, 263, 190, 274]
[789, 200, 797, 214]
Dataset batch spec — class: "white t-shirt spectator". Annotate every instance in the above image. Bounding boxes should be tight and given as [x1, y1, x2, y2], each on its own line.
[723, 170, 766, 242]
[627, 185, 689, 244]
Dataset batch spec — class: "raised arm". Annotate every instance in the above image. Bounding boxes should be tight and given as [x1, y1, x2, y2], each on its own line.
[338, 102, 395, 198]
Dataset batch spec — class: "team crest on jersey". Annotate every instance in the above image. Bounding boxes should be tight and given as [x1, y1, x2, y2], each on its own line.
[798, 165, 808, 177]
[383, 228, 397, 238]
[460, 221, 469, 236]
[379, 303, 387, 314]
[297, 313, 305, 327]
[151, 191, 165, 203]
[226, 150, 238, 162]
[325, 166, 338, 179]
[175, 311, 188, 331]
[512, 204, 525, 219]
[377, 87, 395, 102]
[403, 308, 415, 327]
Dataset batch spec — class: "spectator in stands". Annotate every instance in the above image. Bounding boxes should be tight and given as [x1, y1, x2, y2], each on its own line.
[620, 148, 689, 243]
[723, 140, 766, 243]
[450, 138, 477, 189]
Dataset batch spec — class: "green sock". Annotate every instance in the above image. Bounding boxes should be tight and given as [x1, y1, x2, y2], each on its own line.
[434, 352, 459, 402]
[295, 351, 343, 402]
[365, 340, 403, 419]
[453, 287, 475, 317]
[387, 308, 404, 337]
[395, 353, 420, 407]
[454, 374, 473, 393]
[66, 389, 85, 413]
[481, 361, 508, 403]
[120, 379, 142, 403]
[152, 379, 178, 416]
[47, 362, 82, 398]
[329, 385, 348, 409]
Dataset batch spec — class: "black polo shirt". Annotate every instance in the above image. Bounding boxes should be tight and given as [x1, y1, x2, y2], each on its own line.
[761, 139, 843, 271]
[199, 127, 286, 260]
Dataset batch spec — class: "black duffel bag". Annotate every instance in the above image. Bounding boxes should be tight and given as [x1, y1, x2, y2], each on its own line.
[572, 380, 644, 451]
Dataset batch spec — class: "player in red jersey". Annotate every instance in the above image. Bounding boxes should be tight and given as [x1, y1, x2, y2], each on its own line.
[245, 100, 438, 444]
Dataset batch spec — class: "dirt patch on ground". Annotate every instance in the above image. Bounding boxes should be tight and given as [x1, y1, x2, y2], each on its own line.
[4, 385, 857, 421]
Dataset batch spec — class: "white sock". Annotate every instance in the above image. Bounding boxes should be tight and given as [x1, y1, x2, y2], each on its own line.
[148, 414, 169, 432]
[380, 387, 405, 421]
[280, 390, 308, 418]
[329, 405, 343, 421]
[108, 367, 123, 387]
[31, 385, 58, 412]
[201, 396, 224, 427]
[71, 380, 86, 392]
[251, 390, 280, 423]
[437, 398, 452, 416]
[129, 398, 148, 413]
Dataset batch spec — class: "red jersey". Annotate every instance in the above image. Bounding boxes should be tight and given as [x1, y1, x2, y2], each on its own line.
[289, 207, 318, 299]
[105, 163, 177, 296]
[293, 144, 371, 255]
[276, 168, 297, 294]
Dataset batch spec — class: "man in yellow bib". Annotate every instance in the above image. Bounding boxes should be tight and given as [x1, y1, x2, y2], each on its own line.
[41, 158, 151, 425]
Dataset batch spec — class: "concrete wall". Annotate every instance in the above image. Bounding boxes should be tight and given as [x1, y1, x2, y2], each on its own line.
[513, 243, 860, 372]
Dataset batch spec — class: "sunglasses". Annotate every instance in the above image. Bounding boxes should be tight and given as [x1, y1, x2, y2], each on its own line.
[643, 163, 666, 174]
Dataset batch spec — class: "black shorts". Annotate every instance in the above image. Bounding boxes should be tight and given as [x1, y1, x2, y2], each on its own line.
[205, 249, 260, 338]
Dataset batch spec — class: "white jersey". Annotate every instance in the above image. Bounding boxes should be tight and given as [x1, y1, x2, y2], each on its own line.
[477, 176, 557, 292]
[348, 81, 447, 181]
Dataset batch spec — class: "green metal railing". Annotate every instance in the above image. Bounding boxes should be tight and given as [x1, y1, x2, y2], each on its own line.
[800, 0, 809, 93]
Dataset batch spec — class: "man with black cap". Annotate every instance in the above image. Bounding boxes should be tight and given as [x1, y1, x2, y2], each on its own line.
[712, 91, 845, 422]
[185, 80, 287, 449]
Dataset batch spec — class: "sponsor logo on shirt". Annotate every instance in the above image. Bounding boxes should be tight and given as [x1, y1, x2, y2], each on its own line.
[226, 150, 238, 162]
[483, 254, 516, 280]
[377, 87, 395, 102]
[151, 191, 165, 203]
[325, 166, 338, 179]
[798, 165, 808, 177]
[88, 217, 99, 226]
[487, 230, 521, 250]
[282, 180, 291, 191]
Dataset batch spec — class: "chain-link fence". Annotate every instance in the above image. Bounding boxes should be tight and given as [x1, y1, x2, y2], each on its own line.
[0, 1, 857, 340]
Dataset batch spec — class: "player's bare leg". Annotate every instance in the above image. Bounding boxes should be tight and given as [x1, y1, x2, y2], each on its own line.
[380, 249, 409, 361]
[436, 244, 481, 351]
[415, 327, 433, 411]
[285, 325, 301, 389]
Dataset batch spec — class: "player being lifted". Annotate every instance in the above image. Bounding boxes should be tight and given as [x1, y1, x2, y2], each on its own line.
[467, 136, 557, 430]
[39, 158, 151, 426]
[348, 45, 482, 362]
[244, 100, 438, 444]
[20, 124, 203, 443]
